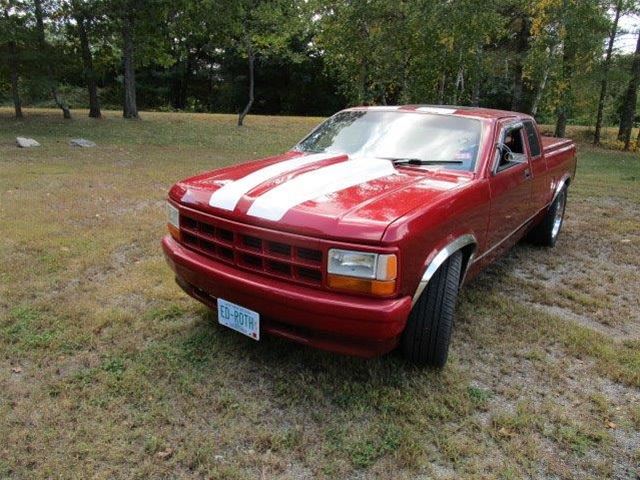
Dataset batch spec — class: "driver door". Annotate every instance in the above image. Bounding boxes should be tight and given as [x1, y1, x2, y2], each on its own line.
[485, 121, 534, 257]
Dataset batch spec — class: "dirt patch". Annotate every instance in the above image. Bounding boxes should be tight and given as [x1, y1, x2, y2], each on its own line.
[489, 196, 640, 341]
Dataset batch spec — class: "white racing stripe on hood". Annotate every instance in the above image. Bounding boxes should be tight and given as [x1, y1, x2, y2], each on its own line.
[209, 152, 338, 211]
[247, 158, 397, 221]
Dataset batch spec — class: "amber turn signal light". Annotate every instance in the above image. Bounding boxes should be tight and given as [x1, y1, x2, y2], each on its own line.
[168, 223, 181, 241]
[327, 275, 396, 297]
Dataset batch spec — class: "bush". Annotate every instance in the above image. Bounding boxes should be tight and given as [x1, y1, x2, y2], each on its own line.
[599, 139, 634, 151]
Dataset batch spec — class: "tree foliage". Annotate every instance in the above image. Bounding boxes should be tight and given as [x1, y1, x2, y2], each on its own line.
[0, 0, 637, 135]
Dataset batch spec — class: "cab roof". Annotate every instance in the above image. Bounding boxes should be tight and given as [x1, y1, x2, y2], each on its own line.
[345, 105, 528, 121]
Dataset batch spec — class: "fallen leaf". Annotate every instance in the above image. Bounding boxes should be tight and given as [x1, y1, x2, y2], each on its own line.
[156, 448, 173, 460]
[607, 422, 617, 429]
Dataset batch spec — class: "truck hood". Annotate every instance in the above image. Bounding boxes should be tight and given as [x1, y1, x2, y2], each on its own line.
[171, 151, 472, 243]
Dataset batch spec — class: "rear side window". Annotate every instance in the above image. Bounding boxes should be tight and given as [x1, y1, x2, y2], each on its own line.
[524, 121, 541, 157]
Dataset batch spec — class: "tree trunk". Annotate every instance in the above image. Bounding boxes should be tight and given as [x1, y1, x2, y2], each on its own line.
[618, 31, 640, 149]
[555, 2, 573, 140]
[594, 3, 621, 145]
[511, 62, 524, 112]
[76, 13, 101, 118]
[3, 6, 23, 119]
[207, 64, 215, 111]
[182, 53, 192, 109]
[357, 59, 367, 105]
[555, 109, 568, 138]
[237, 38, 254, 127]
[452, 66, 464, 105]
[511, 16, 530, 112]
[471, 79, 480, 107]
[169, 46, 189, 110]
[9, 39, 22, 119]
[122, 12, 138, 119]
[471, 46, 482, 107]
[437, 73, 446, 104]
[555, 48, 573, 138]
[52, 87, 71, 118]
[530, 66, 549, 117]
[170, 60, 183, 109]
[34, 0, 71, 119]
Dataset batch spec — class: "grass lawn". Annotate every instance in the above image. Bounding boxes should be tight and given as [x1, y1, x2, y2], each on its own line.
[1, 109, 639, 479]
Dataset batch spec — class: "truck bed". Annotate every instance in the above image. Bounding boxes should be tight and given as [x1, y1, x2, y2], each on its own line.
[541, 136, 574, 155]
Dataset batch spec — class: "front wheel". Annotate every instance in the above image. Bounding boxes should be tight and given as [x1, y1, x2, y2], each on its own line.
[401, 251, 462, 368]
[528, 185, 568, 247]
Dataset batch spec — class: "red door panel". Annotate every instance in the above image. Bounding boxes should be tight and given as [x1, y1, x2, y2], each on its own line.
[484, 121, 534, 257]
[487, 162, 532, 249]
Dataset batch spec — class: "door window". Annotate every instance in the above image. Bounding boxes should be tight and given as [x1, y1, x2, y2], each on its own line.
[495, 125, 527, 172]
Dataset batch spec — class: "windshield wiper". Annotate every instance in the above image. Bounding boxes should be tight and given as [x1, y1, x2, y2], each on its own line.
[381, 157, 464, 166]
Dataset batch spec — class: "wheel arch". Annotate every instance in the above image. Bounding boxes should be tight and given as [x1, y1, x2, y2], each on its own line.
[411, 234, 477, 306]
[551, 174, 572, 204]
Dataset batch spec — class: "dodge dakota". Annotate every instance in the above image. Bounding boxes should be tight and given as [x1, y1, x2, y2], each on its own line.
[162, 106, 577, 367]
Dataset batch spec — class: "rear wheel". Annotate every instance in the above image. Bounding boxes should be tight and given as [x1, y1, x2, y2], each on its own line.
[528, 185, 568, 247]
[401, 251, 462, 367]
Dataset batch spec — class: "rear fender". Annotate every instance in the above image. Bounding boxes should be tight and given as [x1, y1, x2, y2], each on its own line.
[550, 173, 572, 205]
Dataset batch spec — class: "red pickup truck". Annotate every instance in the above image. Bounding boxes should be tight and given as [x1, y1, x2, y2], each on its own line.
[162, 106, 576, 367]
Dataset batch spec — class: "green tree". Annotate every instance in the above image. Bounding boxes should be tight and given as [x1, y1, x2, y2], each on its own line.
[61, 0, 105, 117]
[0, 0, 27, 118]
[33, 0, 72, 118]
[618, 14, 640, 148]
[313, 0, 503, 107]
[594, 1, 626, 145]
[227, 0, 301, 126]
[531, 0, 608, 137]
[104, 0, 172, 118]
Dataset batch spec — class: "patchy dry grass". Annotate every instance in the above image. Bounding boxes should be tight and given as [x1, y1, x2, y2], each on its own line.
[1, 109, 639, 479]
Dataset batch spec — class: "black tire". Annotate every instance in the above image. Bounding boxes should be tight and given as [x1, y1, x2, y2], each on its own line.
[528, 185, 568, 247]
[401, 251, 462, 368]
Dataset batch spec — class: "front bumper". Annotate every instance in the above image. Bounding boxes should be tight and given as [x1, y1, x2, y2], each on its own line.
[162, 236, 412, 357]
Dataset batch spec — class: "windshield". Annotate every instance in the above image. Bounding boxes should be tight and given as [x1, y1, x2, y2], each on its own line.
[296, 110, 482, 171]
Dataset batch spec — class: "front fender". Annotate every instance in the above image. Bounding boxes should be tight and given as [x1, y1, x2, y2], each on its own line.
[411, 234, 477, 305]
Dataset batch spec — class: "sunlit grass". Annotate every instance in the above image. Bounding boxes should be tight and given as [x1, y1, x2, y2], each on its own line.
[1, 108, 638, 478]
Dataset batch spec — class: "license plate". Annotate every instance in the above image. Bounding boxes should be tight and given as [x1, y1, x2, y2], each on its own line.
[217, 298, 260, 340]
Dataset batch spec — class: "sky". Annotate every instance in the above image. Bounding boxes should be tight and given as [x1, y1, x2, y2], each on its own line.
[615, 13, 640, 53]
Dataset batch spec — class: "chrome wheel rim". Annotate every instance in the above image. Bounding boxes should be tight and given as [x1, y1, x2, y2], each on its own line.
[551, 190, 566, 239]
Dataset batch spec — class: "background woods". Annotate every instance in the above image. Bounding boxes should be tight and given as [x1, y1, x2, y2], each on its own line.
[1, 0, 640, 144]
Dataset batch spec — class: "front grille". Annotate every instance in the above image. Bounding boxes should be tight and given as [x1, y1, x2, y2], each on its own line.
[179, 212, 324, 286]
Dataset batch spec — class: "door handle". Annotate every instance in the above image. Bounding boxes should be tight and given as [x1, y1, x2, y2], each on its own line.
[524, 168, 532, 180]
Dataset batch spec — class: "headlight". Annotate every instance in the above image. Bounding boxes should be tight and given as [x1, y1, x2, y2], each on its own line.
[166, 202, 180, 240]
[328, 250, 378, 279]
[327, 249, 397, 296]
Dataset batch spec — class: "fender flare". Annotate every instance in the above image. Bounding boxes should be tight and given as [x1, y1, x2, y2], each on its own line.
[411, 234, 477, 305]
[550, 174, 572, 205]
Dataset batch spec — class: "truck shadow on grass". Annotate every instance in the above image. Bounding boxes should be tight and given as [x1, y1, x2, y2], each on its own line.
[168, 236, 606, 393]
